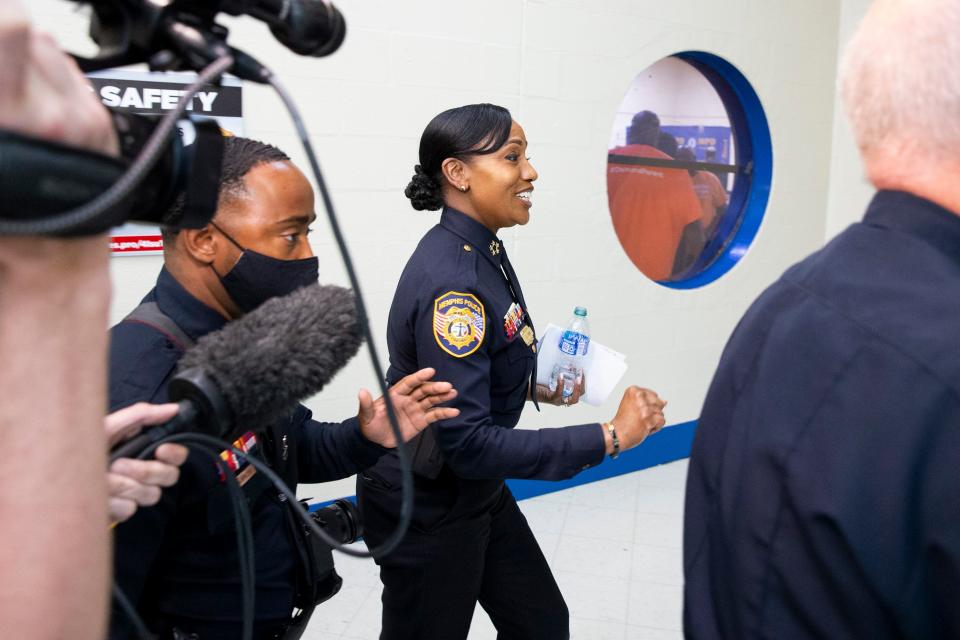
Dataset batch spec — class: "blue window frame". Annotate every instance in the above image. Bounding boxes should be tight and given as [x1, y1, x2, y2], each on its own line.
[663, 51, 773, 288]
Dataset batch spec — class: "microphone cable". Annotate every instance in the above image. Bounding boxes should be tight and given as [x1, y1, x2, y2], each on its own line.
[228, 45, 416, 560]
[128, 431, 414, 638]
[90, 49, 416, 560]
[111, 582, 153, 640]
[96, 55, 261, 640]
[263, 67, 414, 562]
[109, 43, 418, 640]
[113, 438, 257, 640]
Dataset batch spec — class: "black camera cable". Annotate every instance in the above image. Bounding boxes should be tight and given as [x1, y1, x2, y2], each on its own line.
[265, 71, 415, 561]
[111, 581, 153, 640]
[127, 431, 367, 640]
[106, 44, 417, 640]
[145, 432, 381, 555]
[228, 45, 416, 560]
[114, 437, 256, 640]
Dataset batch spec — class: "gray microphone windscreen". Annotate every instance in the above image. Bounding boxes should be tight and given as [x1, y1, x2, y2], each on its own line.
[176, 284, 363, 427]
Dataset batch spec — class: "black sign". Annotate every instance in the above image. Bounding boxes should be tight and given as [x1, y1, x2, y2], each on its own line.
[88, 77, 242, 117]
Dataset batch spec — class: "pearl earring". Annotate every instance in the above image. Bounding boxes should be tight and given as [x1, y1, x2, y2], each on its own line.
[460, 185, 467, 192]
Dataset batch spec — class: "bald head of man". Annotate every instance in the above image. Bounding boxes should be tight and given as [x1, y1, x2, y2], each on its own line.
[840, 0, 960, 213]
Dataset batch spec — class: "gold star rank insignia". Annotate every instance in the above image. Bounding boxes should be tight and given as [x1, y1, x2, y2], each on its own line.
[489, 240, 501, 256]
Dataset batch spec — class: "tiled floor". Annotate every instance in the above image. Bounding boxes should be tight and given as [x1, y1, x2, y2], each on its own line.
[303, 459, 688, 640]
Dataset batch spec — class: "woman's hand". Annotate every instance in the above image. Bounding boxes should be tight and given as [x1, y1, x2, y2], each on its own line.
[605, 386, 667, 454]
[535, 371, 587, 407]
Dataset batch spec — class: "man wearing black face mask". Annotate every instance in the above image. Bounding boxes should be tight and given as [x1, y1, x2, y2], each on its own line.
[161, 138, 320, 319]
[209, 217, 320, 312]
[107, 137, 459, 639]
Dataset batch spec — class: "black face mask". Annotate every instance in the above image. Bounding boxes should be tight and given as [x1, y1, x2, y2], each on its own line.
[211, 223, 319, 313]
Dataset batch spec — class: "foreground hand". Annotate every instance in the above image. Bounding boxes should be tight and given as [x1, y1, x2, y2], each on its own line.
[606, 386, 667, 454]
[0, 4, 117, 284]
[358, 367, 460, 448]
[106, 403, 189, 524]
[0, 3, 117, 156]
[0, 6, 113, 301]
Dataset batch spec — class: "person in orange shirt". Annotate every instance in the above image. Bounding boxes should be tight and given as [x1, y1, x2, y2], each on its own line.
[677, 147, 728, 238]
[607, 111, 704, 281]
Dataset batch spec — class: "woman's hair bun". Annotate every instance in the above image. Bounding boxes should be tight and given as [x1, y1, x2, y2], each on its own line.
[404, 164, 444, 211]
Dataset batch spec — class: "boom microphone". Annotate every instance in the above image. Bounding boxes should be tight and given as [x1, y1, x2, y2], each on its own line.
[223, 0, 348, 57]
[71, 0, 347, 77]
[110, 283, 362, 460]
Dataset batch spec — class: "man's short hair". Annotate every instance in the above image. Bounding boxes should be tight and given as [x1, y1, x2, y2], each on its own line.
[676, 147, 698, 177]
[161, 136, 290, 242]
[657, 131, 679, 158]
[840, 0, 960, 161]
[626, 110, 660, 146]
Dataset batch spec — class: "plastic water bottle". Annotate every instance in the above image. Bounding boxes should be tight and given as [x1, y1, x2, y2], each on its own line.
[550, 307, 591, 400]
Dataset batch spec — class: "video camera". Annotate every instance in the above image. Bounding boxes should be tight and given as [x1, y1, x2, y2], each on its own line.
[302, 498, 363, 605]
[0, 0, 346, 237]
[73, 0, 346, 73]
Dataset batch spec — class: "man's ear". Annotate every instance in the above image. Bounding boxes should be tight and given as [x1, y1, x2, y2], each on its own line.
[179, 225, 218, 266]
[440, 157, 470, 190]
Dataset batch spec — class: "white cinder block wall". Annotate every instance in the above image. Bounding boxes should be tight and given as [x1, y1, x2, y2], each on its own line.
[825, 0, 877, 239]
[29, 0, 861, 503]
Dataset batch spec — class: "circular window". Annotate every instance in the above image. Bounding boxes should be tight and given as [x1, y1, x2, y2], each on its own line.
[606, 51, 772, 287]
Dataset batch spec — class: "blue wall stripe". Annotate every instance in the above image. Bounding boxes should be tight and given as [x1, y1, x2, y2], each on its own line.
[506, 420, 696, 501]
[310, 420, 697, 511]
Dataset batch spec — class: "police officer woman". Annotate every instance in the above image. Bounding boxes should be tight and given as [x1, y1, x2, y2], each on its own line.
[358, 103, 667, 640]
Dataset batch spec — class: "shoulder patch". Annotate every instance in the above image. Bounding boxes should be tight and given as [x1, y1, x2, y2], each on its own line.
[433, 291, 485, 358]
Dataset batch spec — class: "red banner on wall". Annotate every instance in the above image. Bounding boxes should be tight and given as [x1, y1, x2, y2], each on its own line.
[109, 235, 164, 254]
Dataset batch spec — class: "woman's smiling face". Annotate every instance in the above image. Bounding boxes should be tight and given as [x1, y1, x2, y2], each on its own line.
[458, 121, 539, 232]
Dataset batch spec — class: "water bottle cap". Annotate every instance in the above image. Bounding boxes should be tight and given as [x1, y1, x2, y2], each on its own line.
[574, 306, 587, 317]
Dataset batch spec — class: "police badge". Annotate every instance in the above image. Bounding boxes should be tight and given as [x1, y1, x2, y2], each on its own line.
[433, 291, 486, 357]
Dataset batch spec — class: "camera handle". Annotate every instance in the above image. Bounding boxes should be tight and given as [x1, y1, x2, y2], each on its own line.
[0, 118, 223, 236]
[0, 131, 128, 231]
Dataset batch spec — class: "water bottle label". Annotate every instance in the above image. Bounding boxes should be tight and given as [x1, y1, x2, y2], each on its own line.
[578, 335, 590, 357]
[559, 330, 581, 356]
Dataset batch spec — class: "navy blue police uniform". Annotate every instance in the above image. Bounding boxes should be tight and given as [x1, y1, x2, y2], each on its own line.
[108, 268, 387, 640]
[358, 207, 608, 640]
[685, 191, 960, 638]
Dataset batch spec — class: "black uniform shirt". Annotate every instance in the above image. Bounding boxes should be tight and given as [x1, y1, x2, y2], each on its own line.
[108, 268, 386, 638]
[684, 191, 960, 638]
[382, 207, 605, 481]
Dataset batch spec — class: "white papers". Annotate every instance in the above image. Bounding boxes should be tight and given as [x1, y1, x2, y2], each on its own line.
[535, 323, 628, 406]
